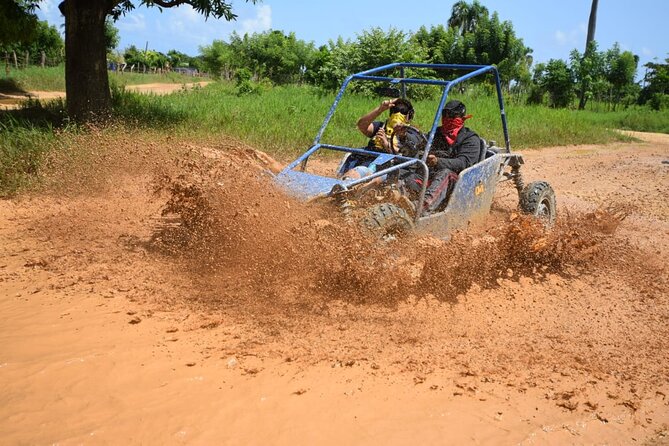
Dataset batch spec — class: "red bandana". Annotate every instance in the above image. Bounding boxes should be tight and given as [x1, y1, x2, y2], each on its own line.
[441, 115, 471, 145]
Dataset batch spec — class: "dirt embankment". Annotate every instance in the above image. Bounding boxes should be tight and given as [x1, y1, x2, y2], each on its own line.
[0, 132, 668, 444]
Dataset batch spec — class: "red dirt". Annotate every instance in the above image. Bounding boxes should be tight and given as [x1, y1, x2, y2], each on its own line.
[1, 131, 668, 444]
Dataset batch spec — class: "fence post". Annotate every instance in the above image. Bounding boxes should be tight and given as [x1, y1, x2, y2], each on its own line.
[12, 51, 18, 69]
[25, 51, 29, 68]
[41, 51, 46, 68]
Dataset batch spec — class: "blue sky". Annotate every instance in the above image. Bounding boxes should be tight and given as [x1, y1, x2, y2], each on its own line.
[37, 0, 668, 72]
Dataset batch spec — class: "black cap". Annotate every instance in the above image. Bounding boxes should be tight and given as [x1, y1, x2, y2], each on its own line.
[442, 100, 466, 117]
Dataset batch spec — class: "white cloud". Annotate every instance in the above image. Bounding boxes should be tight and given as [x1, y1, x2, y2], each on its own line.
[553, 25, 583, 47]
[241, 5, 272, 35]
[118, 13, 147, 32]
[554, 30, 567, 45]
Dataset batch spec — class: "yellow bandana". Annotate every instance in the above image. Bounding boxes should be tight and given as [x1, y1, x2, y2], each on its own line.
[374, 112, 408, 150]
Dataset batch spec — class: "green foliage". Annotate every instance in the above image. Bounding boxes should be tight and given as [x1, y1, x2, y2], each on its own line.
[123, 45, 169, 70]
[412, 10, 532, 90]
[104, 19, 120, 54]
[0, 1, 39, 46]
[648, 93, 669, 111]
[448, 0, 489, 35]
[200, 30, 314, 84]
[639, 57, 669, 108]
[537, 59, 575, 108]
[1, 19, 64, 65]
[109, 0, 256, 21]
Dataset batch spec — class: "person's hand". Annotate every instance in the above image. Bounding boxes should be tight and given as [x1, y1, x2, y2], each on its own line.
[427, 154, 438, 167]
[374, 127, 391, 152]
[379, 98, 397, 111]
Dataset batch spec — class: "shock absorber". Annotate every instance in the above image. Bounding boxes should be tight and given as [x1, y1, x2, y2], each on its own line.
[511, 164, 524, 194]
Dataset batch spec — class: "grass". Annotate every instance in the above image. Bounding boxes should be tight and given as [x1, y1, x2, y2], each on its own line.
[0, 115, 61, 196]
[1, 78, 667, 197]
[109, 81, 648, 155]
[1, 65, 204, 92]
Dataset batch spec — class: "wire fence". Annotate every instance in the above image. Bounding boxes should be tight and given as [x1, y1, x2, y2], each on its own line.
[3, 51, 63, 70]
[3, 52, 209, 78]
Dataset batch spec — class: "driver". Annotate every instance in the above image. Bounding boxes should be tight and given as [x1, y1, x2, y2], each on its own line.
[402, 99, 482, 213]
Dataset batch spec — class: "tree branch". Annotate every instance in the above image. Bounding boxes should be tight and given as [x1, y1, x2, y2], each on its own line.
[150, 0, 188, 7]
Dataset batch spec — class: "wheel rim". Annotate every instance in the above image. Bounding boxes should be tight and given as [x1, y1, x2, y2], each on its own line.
[537, 199, 551, 221]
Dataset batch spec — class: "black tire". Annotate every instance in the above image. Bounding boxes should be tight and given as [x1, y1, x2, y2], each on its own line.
[361, 203, 415, 238]
[519, 181, 557, 225]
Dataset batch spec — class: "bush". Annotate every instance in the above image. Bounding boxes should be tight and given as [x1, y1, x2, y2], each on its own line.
[649, 93, 669, 111]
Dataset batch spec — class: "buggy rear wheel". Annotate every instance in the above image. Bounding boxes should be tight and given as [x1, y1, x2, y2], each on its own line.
[361, 203, 415, 239]
[519, 181, 557, 225]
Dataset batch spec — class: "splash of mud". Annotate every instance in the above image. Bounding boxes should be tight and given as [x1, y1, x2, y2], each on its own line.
[151, 148, 666, 315]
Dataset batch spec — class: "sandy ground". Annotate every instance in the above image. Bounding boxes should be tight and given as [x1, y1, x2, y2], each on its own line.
[0, 82, 210, 110]
[1, 132, 668, 445]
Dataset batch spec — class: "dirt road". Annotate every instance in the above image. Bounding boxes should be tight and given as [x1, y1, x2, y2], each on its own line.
[1, 132, 668, 444]
[0, 82, 210, 110]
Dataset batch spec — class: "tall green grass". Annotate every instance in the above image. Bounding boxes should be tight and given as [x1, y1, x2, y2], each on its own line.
[111, 81, 645, 155]
[0, 117, 58, 196]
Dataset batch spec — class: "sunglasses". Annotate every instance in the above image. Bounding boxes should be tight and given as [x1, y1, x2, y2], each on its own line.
[442, 109, 463, 118]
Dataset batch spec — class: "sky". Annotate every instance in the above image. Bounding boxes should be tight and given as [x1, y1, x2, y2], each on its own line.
[36, 0, 669, 73]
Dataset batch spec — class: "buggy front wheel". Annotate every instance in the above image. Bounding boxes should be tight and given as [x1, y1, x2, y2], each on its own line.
[519, 181, 557, 225]
[361, 203, 415, 239]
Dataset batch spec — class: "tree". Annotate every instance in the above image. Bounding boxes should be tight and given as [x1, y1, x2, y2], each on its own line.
[585, 0, 599, 50]
[578, 0, 599, 109]
[54, 0, 255, 122]
[541, 59, 575, 108]
[639, 57, 669, 110]
[104, 19, 120, 54]
[603, 44, 638, 109]
[570, 41, 604, 110]
[0, 1, 39, 46]
[447, 0, 489, 36]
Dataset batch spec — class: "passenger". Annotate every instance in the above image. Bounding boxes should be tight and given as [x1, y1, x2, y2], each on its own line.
[342, 98, 415, 180]
[357, 97, 415, 153]
[403, 99, 482, 213]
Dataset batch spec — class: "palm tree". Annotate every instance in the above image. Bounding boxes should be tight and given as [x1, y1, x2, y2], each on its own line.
[448, 0, 489, 36]
[579, 0, 599, 110]
[585, 0, 599, 48]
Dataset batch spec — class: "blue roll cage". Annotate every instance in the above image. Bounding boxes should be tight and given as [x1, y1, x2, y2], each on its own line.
[279, 63, 512, 216]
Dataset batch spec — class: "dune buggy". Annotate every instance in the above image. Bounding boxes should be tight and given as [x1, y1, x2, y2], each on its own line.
[274, 63, 556, 238]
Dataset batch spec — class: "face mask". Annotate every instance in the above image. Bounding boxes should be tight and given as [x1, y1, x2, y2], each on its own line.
[385, 112, 408, 137]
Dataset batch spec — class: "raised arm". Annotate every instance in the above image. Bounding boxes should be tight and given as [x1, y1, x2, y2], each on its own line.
[356, 98, 396, 137]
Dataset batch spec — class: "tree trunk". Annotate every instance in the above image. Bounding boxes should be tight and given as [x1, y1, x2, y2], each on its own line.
[579, 0, 599, 110]
[59, 0, 113, 122]
[585, 0, 599, 47]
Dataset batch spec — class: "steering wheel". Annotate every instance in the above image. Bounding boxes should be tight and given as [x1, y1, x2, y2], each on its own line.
[390, 125, 427, 158]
